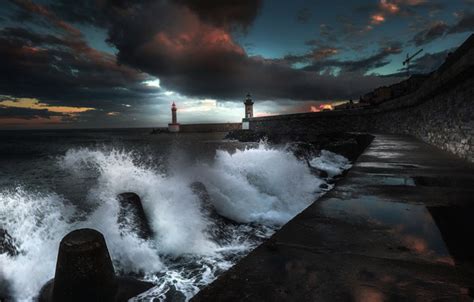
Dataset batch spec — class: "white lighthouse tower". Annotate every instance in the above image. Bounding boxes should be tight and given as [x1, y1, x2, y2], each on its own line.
[244, 93, 254, 118]
[168, 102, 180, 132]
[242, 93, 254, 130]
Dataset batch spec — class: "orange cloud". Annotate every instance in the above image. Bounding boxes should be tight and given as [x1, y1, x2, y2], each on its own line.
[0, 98, 95, 114]
[371, 14, 386, 24]
[380, 0, 400, 13]
[150, 16, 245, 59]
[312, 47, 339, 60]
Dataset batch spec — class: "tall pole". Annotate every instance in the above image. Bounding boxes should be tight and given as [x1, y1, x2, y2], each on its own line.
[403, 49, 423, 78]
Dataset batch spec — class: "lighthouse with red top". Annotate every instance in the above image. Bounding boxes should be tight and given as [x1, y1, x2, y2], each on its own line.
[168, 102, 180, 132]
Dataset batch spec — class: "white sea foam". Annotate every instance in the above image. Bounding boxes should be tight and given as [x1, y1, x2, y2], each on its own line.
[0, 188, 72, 301]
[0, 142, 351, 301]
[189, 142, 324, 224]
[61, 148, 215, 256]
[309, 150, 352, 178]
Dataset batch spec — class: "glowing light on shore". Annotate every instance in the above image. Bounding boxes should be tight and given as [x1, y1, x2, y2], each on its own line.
[310, 104, 334, 112]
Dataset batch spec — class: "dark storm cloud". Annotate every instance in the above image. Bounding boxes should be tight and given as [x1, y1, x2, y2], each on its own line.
[0, 26, 155, 107]
[303, 43, 402, 74]
[160, 57, 402, 100]
[51, 0, 263, 31]
[409, 12, 474, 46]
[449, 12, 474, 33]
[93, 0, 400, 100]
[4, 0, 450, 106]
[278, 46, 340, 66]
[172, 0, 263, 30]
[49, 0, 110, 26]
[411, 21, 449, 46]
[0, 27, 64, 45]
[9, 0, 82, 37]
[0, 107, 59, 119]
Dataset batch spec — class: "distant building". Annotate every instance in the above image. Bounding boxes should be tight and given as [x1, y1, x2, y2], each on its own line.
[360, 74, 429, 106]
[168, 102, 180, 132]
[334, 99, 354, 111]
[242, 93, 254, 130]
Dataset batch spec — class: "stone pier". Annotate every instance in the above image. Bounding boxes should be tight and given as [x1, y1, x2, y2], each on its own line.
[192, 134, 474, 301]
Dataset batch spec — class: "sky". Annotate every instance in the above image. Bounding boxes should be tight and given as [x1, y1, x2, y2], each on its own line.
[0, 0, 473, 129]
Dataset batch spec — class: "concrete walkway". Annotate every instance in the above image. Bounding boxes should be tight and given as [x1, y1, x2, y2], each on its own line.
[193, 134, 474, 302]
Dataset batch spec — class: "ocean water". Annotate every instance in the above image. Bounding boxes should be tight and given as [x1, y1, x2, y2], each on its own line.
[0, 129, 351, 301]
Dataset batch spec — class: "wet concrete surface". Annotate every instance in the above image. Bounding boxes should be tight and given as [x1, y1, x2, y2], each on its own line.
[192, 134, 474, 302]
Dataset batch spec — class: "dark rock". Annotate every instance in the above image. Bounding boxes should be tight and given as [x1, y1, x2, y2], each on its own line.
[323, 138, 359, 161]
[190, 182, 217, 216]
[115, 277, 155, 301]
[39, 228, 154, 302]
[0, 273, 13, 302]
[308, 163, 329, 178]
[287, 142, 317, 160]
[150, 128, 168, 134]
[117, 193, 153, 240]
[319, 183, 329, 189]
[42, 228, 119, 302]
[163, 285, 186, 302]
[266, 240, 278, 252]
[190, 182, 241, 241]
[305, 133, 374, 162]
[0, 229, 18, 256]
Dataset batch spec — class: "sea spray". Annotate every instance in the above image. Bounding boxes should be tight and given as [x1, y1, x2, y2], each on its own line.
[0, 142, 352, 301]
[310, 150, 352, 178]
[188, 142, 325, 224]
[61, 147, 215, 256]
[0, 188, 72, 300]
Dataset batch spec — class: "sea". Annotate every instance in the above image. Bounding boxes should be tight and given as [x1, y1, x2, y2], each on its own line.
[0, 129, 351, 301]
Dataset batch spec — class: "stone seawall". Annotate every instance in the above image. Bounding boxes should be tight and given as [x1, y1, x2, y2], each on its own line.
[247, 35, 474, 162]
[179, 123, 241, 133]
[372, 76, 473, 162]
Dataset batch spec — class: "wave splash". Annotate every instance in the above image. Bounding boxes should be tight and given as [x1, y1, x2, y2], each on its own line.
[0, 142, 350, 301]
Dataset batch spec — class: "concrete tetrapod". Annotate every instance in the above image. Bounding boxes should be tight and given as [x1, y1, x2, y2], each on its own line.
[39, 228, 154, 302]
[117, 192, 153, 240]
